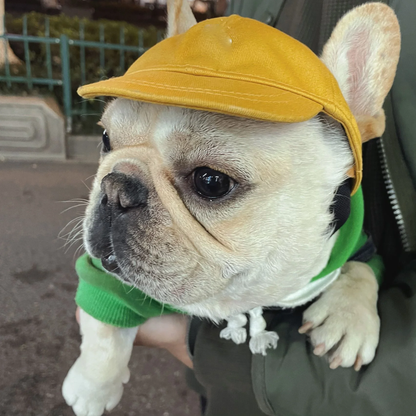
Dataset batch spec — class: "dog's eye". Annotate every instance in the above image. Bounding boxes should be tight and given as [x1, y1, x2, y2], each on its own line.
[193, 167, 235, 199]
[102, 130, 111, 153]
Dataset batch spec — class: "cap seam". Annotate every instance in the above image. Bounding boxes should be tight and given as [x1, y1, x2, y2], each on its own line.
[127, 64, 311, 88]
[82, 76, 300, 99]
[85, 79, 315, 105]
[126, 65, 336, 106]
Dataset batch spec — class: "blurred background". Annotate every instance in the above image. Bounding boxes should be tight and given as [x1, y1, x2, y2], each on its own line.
[1, 0, 228, 135]
[0, 1, 228, 415]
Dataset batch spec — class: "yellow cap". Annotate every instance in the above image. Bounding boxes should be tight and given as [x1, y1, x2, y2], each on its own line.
[78, 15, 362, 194]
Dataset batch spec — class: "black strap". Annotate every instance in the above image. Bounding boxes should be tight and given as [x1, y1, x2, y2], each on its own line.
[348, 234, 377, 263]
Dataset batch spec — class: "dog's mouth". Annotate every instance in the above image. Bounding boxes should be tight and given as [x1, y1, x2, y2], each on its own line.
[101, 253, 120, 274]
[100, 252, 134, 285]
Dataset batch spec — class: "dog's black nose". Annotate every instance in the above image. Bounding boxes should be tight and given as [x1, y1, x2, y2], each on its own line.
[101, 172, 148, 210]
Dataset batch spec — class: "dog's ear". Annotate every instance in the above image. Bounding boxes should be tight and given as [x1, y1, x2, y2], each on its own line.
[166, 0, 197, 38]
[321, 3, 400, 142]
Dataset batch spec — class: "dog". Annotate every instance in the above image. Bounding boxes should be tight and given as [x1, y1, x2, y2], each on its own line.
[62, 1, 401, 415]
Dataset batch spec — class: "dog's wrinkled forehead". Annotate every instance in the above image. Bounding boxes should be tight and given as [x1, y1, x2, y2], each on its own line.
[99, 98, 318, 181]
[101, 97, 287, 142]
[100, 99, 150, 146]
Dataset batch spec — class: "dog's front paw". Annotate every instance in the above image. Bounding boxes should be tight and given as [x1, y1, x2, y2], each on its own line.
[62, 357, 129, 416]
[299, 263, 380, 371]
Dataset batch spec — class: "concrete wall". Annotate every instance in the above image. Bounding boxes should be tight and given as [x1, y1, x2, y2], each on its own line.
[0, 96, 66, 161]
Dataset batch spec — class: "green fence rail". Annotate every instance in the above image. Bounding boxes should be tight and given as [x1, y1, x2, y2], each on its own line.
[0, 15, 163, 133]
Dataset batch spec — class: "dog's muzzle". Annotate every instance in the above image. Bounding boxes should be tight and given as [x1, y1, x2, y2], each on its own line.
[92, 172, 148, 273]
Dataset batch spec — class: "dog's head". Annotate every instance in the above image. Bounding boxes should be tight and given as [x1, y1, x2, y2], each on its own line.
[81, 1, 400, 318]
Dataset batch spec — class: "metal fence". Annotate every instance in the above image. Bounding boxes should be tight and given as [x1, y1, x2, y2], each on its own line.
[0, 15, 163, 133]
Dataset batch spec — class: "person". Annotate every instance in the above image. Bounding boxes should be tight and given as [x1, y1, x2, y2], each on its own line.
[76, 0, 416, 414]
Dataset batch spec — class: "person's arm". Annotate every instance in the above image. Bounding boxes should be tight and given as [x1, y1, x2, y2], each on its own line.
[134, 314, 193, 369]
[75, 307, 193, 368]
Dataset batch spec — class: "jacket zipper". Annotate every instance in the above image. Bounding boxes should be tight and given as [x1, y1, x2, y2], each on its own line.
[377, 138, 411, 251]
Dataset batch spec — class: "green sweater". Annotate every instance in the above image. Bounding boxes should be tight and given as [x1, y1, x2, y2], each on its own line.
[75, 186, 384, 328]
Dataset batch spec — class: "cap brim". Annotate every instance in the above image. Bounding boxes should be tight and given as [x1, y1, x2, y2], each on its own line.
[78, 70, 323, 123]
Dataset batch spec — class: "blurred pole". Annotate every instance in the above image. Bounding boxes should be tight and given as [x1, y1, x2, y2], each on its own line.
[0, 0, 21, 69]
[60, 34, 72, 133]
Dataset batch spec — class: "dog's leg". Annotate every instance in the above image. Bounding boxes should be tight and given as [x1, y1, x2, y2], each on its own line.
[299, 261, 380, 371]
[248, 307, 279, 355]
[62, 309, 138, 416]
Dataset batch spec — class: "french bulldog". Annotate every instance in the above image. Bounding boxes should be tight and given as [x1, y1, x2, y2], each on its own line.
[62, 1, 401, 415]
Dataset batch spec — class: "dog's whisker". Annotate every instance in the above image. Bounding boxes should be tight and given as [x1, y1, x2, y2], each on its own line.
[84, 174, 96, 182]
[59, 217, 85, 238]
[59, 224, 84, 241]
[63, 236, 84, 250]
[60, 223, 85, 248]
[60, 204, 89, 215]
[74, 243, 85, 259]
[60, 215, 85, 225]
[63, 227, 84, 242]
[59, 226, 84, 242]
[126, 284, 137, 296]
[82, 180, 92, 192]
[64, 229, 84, 245]
[59, 236, 82, 252]
[64, 237, 84, 253]
[59, 232, 81, 244]
[58, 198, 90, 204]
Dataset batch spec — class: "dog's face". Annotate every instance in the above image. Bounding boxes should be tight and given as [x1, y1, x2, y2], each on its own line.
[84, 101, 350, 308]
[81, 2, 400, 318]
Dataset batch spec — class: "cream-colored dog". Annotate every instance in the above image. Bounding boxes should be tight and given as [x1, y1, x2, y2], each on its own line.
[63, 2, 400, 415]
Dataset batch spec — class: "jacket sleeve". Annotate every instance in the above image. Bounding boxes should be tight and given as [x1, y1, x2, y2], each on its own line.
[188, 260, 416, 416]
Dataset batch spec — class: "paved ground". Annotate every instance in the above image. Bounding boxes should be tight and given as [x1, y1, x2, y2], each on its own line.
[0, 161, 200, 416]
